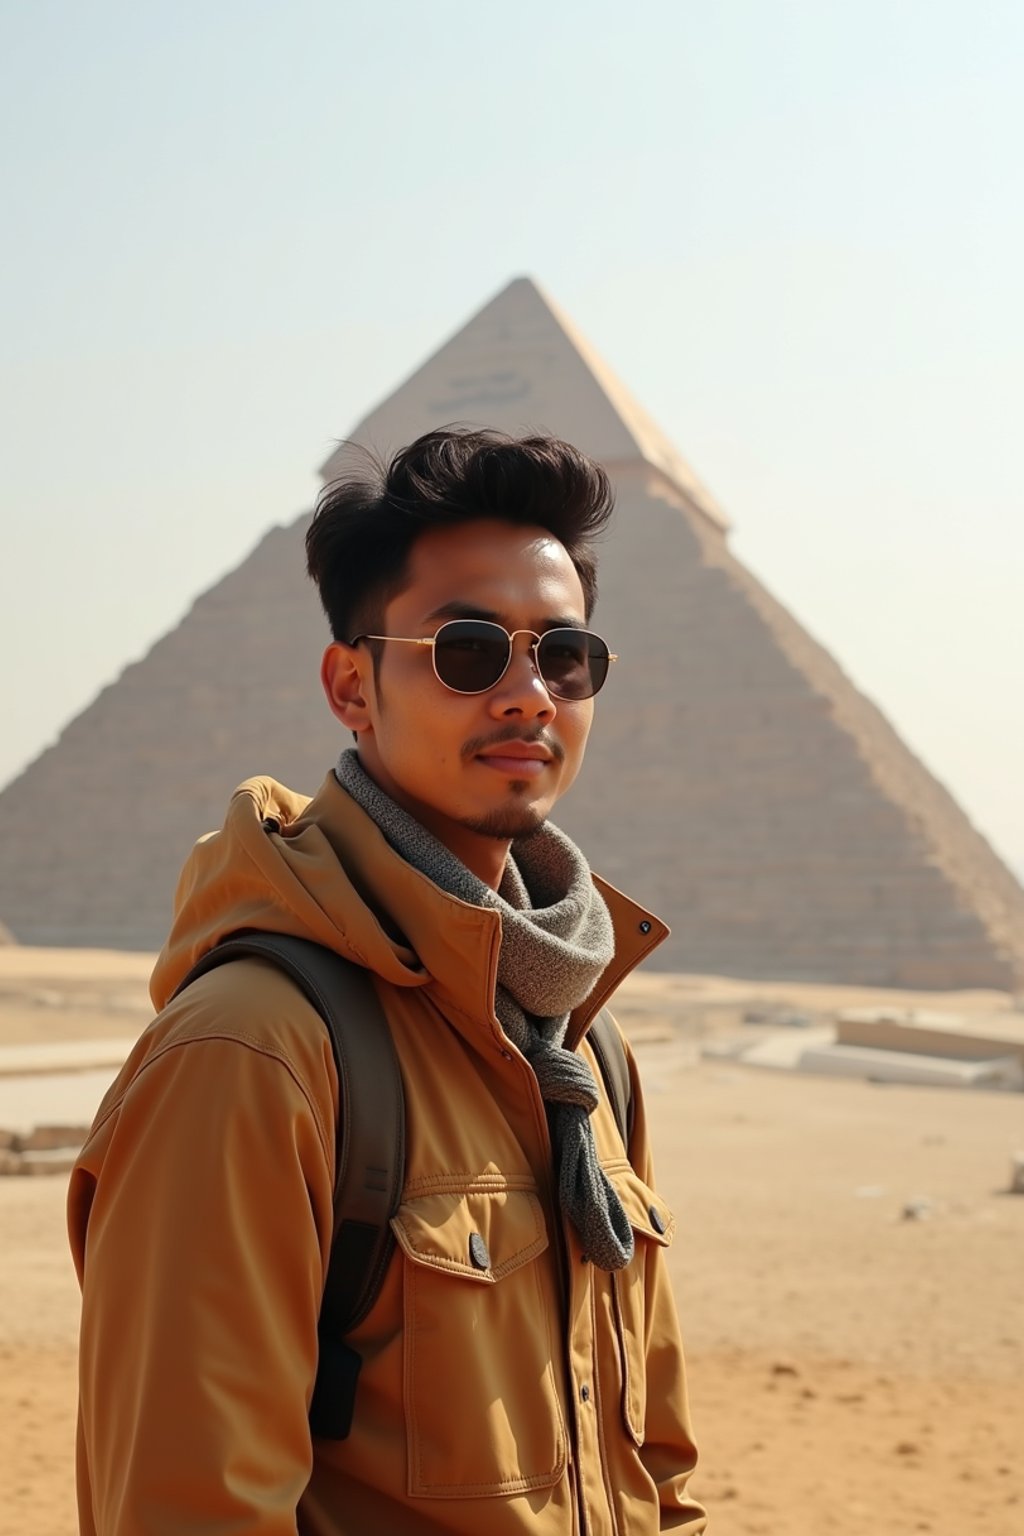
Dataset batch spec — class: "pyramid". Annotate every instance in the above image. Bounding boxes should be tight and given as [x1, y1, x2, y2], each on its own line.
[1, 277, 1022, 988]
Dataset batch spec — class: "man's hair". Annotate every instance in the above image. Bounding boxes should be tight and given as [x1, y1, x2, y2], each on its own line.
[305, 427, 614, 642]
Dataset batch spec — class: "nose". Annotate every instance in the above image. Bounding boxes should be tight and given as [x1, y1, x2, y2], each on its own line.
[487, 633, 556, 722]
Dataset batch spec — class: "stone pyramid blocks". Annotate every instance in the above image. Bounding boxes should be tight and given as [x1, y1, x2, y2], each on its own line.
[1, 278, 1021, 986]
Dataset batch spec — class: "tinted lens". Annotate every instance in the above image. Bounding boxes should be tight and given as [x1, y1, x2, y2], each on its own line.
[537, 629, 609, 699]
[432, 621, 512, 693]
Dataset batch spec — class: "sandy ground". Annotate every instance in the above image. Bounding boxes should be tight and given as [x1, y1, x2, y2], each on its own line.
[1, 949, 1022, 1535]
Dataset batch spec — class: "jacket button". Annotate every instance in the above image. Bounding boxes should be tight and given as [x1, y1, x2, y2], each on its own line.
[649, 1205, 666, 1234]
[469, 1233, 490, 1270]
[262, 816, 281, 835]
[580, 1384, 591, 1402]
[639, 920, 652, 934]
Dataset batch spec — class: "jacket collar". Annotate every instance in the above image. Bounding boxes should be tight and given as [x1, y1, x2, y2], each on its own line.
[567, 877, 669, 1049]
[304, 774, 669, 1037]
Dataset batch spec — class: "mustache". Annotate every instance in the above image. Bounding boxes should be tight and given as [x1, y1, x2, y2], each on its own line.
[461, 725, 565, 762]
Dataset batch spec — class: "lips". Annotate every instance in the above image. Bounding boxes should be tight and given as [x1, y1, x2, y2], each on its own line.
[477, 743, 553, 763]
[475, 741, 553, 777]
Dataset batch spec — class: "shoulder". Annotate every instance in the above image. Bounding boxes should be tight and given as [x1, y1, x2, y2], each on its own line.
[93, 956, 340, 1155]
[160, 954, 336, 1059]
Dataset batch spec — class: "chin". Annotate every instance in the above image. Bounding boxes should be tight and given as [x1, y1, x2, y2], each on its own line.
[460, 802, 548, 841]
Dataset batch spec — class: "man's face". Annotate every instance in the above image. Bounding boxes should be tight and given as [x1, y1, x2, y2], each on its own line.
[326, 519, 596, 877]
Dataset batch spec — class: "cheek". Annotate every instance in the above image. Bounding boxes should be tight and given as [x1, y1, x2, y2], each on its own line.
[374, 676, 472, 766]
[568, 700, 595, 746]
[376, 655, 440, 731]
[555, 706, 593, 784]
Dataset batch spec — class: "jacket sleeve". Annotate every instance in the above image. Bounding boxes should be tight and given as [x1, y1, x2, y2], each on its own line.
[68, 1029, 336, 1535]
[625, 1038, 709, 1532]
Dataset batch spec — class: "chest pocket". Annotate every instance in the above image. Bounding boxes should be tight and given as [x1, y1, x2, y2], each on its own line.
[606, 1162, 675, 1445]
[391, 1184, 567, 1498]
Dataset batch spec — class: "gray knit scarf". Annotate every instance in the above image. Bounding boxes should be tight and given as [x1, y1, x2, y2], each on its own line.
[335, 749, 634, 1270]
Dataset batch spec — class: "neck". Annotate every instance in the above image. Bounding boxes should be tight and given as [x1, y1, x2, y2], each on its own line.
[354, 750, 510, 890]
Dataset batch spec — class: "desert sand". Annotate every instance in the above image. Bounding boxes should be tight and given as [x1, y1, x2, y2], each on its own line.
[1, 948, 1022, 1535]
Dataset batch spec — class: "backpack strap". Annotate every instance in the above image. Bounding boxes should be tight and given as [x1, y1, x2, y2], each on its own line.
[173, 931, 404, 1441]
[588, 1007, 634, 1151]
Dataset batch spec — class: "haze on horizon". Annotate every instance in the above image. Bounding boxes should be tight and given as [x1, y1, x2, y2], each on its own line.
[1, 0, 1022, 879]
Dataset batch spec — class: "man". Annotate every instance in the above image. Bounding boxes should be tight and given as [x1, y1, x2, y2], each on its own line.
[68, 428, 707, 1534]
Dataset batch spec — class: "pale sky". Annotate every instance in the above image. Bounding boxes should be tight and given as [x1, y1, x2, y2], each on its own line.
[1, 0, 1021, 875]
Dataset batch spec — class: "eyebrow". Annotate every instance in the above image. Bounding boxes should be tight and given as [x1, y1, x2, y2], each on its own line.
[423, 601, 586, 632]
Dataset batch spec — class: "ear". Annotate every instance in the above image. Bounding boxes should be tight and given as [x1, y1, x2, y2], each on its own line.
[321, 642, 374, 735]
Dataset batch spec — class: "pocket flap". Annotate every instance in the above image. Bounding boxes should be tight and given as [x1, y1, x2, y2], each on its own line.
[606, 1162, 675, 1246]
[391, 1187, 549, 1283]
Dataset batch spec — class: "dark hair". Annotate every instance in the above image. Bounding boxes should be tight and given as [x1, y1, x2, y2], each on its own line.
[305, 427, 614, 642]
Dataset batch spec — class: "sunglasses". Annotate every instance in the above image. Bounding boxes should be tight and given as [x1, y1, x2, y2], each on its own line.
[351, 619, 617, 700]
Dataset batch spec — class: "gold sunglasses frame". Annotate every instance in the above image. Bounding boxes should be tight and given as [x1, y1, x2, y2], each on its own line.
[351, 622, 618, 700]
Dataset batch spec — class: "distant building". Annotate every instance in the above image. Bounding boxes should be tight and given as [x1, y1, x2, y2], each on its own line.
[1, 277, 1022, 986]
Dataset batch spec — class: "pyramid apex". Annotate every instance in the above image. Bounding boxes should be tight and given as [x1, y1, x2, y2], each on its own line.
[319, 278, 727, 530]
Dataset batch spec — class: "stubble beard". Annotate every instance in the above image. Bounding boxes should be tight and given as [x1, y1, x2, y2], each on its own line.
[458, 786, 547, 842]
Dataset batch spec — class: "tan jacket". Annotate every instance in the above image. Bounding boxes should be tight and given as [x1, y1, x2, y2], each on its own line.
[69, 773, 707, 1535]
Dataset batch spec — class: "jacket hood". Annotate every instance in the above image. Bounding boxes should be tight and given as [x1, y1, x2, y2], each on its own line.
[151, 771, 669, 1036]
